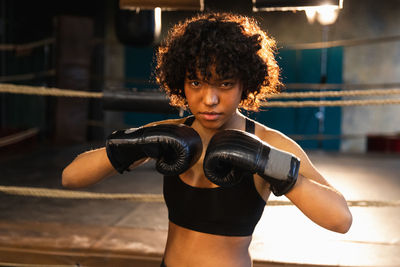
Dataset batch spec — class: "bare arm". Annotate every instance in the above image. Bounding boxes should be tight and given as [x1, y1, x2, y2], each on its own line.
[62, 147, 116, 188]
[261, 129, 352, 233]
[286, 174, 352, 234]
[62, 118, 187, 189]
[62, 147, 149, 188]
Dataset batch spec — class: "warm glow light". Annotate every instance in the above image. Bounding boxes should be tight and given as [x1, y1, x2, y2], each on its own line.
[154, 7, 162, 41]
[252, 0, 343, 25]
[305, 7, 318, 24]
[317, 5, 339, 25]
[304, 5, 339, 25]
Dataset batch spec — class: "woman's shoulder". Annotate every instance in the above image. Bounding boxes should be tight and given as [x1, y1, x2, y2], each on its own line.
[249, 118, 326, 186]
[253, 120, 285, 142]
[253, 120, 302, 154]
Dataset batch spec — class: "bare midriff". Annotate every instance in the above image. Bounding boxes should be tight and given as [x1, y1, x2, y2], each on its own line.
[163, 221, 253, 267]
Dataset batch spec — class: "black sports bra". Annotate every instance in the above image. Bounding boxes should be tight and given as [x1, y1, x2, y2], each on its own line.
[163, 116, 266, 236]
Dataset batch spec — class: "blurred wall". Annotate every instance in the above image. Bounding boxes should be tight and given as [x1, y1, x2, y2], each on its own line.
[2, 0, 399, 151]
[255, 0, 400, 152]
[336, 1, 400, 152]
[159, 0, 400, 152]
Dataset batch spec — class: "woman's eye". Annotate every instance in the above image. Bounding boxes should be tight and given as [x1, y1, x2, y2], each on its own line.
[191, 81, 201, 87]
[190, 81, 205, 88]
[221, 81, 233, 88]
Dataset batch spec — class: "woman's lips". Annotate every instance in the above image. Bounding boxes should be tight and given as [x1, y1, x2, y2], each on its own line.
[199, 112, 221, 121]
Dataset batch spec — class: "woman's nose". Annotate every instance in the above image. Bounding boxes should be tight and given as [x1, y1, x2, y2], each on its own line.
[203, 86, 219, 106]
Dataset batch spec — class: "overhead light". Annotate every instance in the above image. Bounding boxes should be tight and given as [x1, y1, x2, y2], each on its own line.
[154, 7, 162, 41]
[313, 4, 339, 25]
[304, 7, 318, 23]
[253, 0, 343, 25]
[252, 0, 342, 12]
[120, 0, 204, 11]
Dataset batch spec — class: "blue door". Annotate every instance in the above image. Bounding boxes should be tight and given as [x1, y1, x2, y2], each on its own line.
[249, 47, 343, 150]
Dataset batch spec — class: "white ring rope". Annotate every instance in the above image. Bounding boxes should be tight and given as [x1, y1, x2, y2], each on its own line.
[0, 70, 56, 83]
[283, 34, 400, 50]
[0, 128, 39, 148]
[0, 262, 76, 267]
[0, 185, 399, 207]
[285, 82, 400, 90]
[268, 88, 400, 99]
[0, 38, 55, 51]
[0, 83, 102, 98]
[1, 83, 400, 108]
[1, 34, 399, 52]
[0, 186, 163, 202]
[262, 99, 400, 108]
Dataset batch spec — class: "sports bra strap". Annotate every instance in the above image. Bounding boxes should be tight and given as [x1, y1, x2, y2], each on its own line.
[245, 118, 255, 134]
[183, 115, 195, 126]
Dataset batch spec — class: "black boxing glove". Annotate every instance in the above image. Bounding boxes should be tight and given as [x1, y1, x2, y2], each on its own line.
[106, 124, 202, 175]
[203, 129, 300, 196]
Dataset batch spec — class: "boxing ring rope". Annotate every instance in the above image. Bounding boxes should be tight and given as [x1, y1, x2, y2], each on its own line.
[268, 89, 400, 98]
[1, 33, 399, 86]
[0, 185, 399, 207]
[1, 83, 400, 108]
[285, 82, 400, 90]
[0, 78, 399, 207]
[0, 128, 39, 148]
[0, 38, 55, 51]
[0, 69, 56, 83]
[0, 185, 163, 202]
[0, 83, 102, 99]
[283, 34, 400, 50]
[261, 99, 400, 108]
[1, 33, 400, 52]
[0, 262, 76, 267]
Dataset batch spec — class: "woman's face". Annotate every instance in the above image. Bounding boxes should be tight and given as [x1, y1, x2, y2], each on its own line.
[184, 69, 243, 130]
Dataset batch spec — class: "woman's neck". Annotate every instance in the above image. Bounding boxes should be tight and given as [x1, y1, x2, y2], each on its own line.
[193, 110, 245, 145]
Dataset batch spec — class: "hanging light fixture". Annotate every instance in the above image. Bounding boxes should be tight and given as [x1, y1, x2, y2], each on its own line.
[252, 0, 343, 25]
[119, 0, 204, 11]
[313, 4, 340, 25]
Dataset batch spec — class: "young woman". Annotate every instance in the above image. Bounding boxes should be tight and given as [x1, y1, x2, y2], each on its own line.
[62, 12, 352, 267]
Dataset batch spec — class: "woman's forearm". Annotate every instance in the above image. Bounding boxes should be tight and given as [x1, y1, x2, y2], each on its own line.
[62, 147, 116, 188]
[286, 175, 353, 234]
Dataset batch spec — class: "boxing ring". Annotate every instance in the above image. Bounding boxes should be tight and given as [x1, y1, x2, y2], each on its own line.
[1, 35, 400, 266]
[0, 148, 399, 267]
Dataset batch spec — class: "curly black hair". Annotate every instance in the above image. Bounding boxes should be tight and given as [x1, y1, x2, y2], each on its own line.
[155, 12, 282, 111]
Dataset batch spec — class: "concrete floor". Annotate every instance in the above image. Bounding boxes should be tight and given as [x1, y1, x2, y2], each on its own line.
[0, 143, 399, 267]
